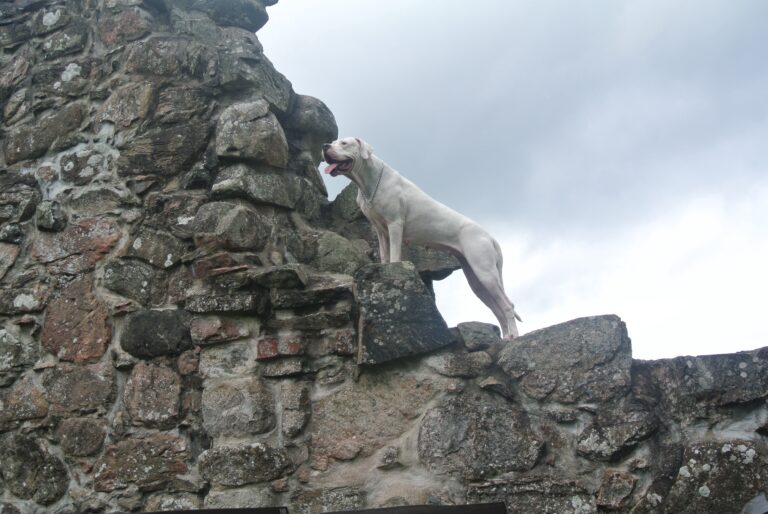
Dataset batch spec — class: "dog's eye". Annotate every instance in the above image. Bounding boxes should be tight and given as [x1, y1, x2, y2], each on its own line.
[341, 141, 347, 145]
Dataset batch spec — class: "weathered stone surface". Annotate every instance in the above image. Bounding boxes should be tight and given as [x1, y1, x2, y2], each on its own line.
[309, 230, 371, 276]
[97, 81, 155, 127]
[58, 417, 107, 457]
[199, 443, 292, 487]
[0, 433, 69, 505]
[192, 201, 268, 251]
[127, 227, 187, 269]
[311, 372, 437, 462]
[0, 285, 50, 314]
[190, 316, 250, 345]
[145, 191, 209, 240]
[270, 271, 352, 309]
[467, 476, 596, 514]
[256, 334, 305, 360]
[0, 242, 20, 280]
[125, 36, 218, 78]
[418, 391, 543, 480]
[174, 0, 269, 31]
[185, 292, 269, 315]
[0, 186, 40, 224]
[498, 315, 632, 404]
[116, 122, 211, 176]
[60, 148, 104, 186]
[65, 185, 138, 216]
[660, 441, 767, 514]
[0, 375, 48, 429]
[40, 274, 112, 363]
[212, 164, 304, 209]
[40, 20, 87, 60]
[283, 94, 338, 166]
[281, 381, 310, 438]
[215, 101, 289, 167]
[268, 310, 351, 332]
[456, 321, 501, 351]
[30, 7, 70, 36]
[3, 102, 85, 163]
[124, 362, 182, 429]
[0, 324, 38, 385]
[198, 339, 258, 379]
[576, 404, 659, 461]
[202, 377, 275, 437]
[355, 262, 454, 365]
[121, 309, 191, 358]
[35, 200, 67, 231]
[596, 469, 637, 510]
[42, 362, 116, 413]
[94, 434, 189, 492]
[291, 487, 367, 514]
[145, 493, 201, 512]
[634, 346, 768, 421]
[424, 348, 493, 378]
[103, 258, 166, 305]
[204, 486, 275, 510]
[97, 6, 152, 46]
[31, 217, 121, 272]
[154, 85, 210, 124]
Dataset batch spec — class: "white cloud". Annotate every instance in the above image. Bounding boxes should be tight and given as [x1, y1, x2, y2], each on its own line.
[436, 185, 768, 359]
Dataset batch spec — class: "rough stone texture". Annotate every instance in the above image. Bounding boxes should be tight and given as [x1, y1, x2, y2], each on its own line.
[123, 362, 182, 429]
[39, 274, 112, 363]
[120, 309, 191, 358]
[57, 417, 107, 457]
[199, 443, 292, 487]
[576, 404, 659, 462]
[42, 362, 115, 414]
[418, 391, 544, 480]
[0, 433, 69, 505]
[0, 324, 38, 386]
[355, 262, 454, 365]
[0, 2, 764, 513]
[201, 377, 275, 437]
[498, 315, 632, 403]
[94, 434, 189, 492]
[215, 100, 289, 167]
[467, 476, 597, 514]
[127, 227, 187, 269]
[192, 201, 268, 251]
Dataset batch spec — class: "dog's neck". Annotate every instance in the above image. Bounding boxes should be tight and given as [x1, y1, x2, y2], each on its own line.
[348, 155, 385, 203]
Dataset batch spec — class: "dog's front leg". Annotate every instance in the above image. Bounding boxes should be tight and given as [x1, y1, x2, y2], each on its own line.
[373, 224, 390, 263]
[388, 221, 404, 263]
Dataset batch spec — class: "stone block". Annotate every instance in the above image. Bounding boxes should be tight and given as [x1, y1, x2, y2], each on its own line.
[31, 217, 121, 272]
[576, 404, 659, 462]
[40, 274, 112, 363]
[354, 262, 454, 365]
[418, 391, 543, 480]
[190, 316, 250, 345]
[116, 122, 211, 177]
[0, 433, 69, 505]
[103, 258, 167, 305]
[0, 375, 48, 430]
[456, 321, 501, 351]
[498, 315, 632, 404]
[215, 101, 289, 167]
[127, 227, 187, 269]
[42, 362, 116, 414]
[467, 476, 596, 514]
[120, 309, 191, 359]
[202, 377, 275, 437]
[57, 417, 107, 457]
[192, 201, 268, 252]
[125, 36, 218, 78]
[3, 101, 85, 164]
[0, 324, 37, 386]
[94, 434, 189, 492]
[124, 362, 182, 429]
[198, 443, 292, 487]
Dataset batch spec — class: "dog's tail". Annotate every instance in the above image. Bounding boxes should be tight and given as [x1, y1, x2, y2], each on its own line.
[492, 238, 523, 322]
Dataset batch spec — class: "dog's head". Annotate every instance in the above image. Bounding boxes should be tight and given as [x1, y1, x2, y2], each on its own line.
[322, 137, 374, 177]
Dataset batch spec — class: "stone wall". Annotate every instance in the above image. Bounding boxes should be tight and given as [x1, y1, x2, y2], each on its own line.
[1, 1, 766, 513]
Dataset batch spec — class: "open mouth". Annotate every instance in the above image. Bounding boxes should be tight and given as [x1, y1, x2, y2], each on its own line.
[323, 152, 353, 177]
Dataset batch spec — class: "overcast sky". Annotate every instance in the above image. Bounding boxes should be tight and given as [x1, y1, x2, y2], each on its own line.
[260, 1, 768, 359]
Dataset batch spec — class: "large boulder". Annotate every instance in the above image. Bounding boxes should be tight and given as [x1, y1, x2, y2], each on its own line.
[498, 315, 633, 404]
[215, 100, 289, 167]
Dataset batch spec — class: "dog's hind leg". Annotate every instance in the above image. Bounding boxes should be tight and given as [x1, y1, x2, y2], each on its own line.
[460, 236, 520, 339]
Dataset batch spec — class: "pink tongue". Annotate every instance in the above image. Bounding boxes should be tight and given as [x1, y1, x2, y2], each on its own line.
[324, 163, 339, 175]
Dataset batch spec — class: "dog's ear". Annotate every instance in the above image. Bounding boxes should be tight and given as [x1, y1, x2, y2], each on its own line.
[355, 138, 373, 160]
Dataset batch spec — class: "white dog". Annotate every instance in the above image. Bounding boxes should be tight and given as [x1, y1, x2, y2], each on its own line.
[322, 137, 521, 339]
